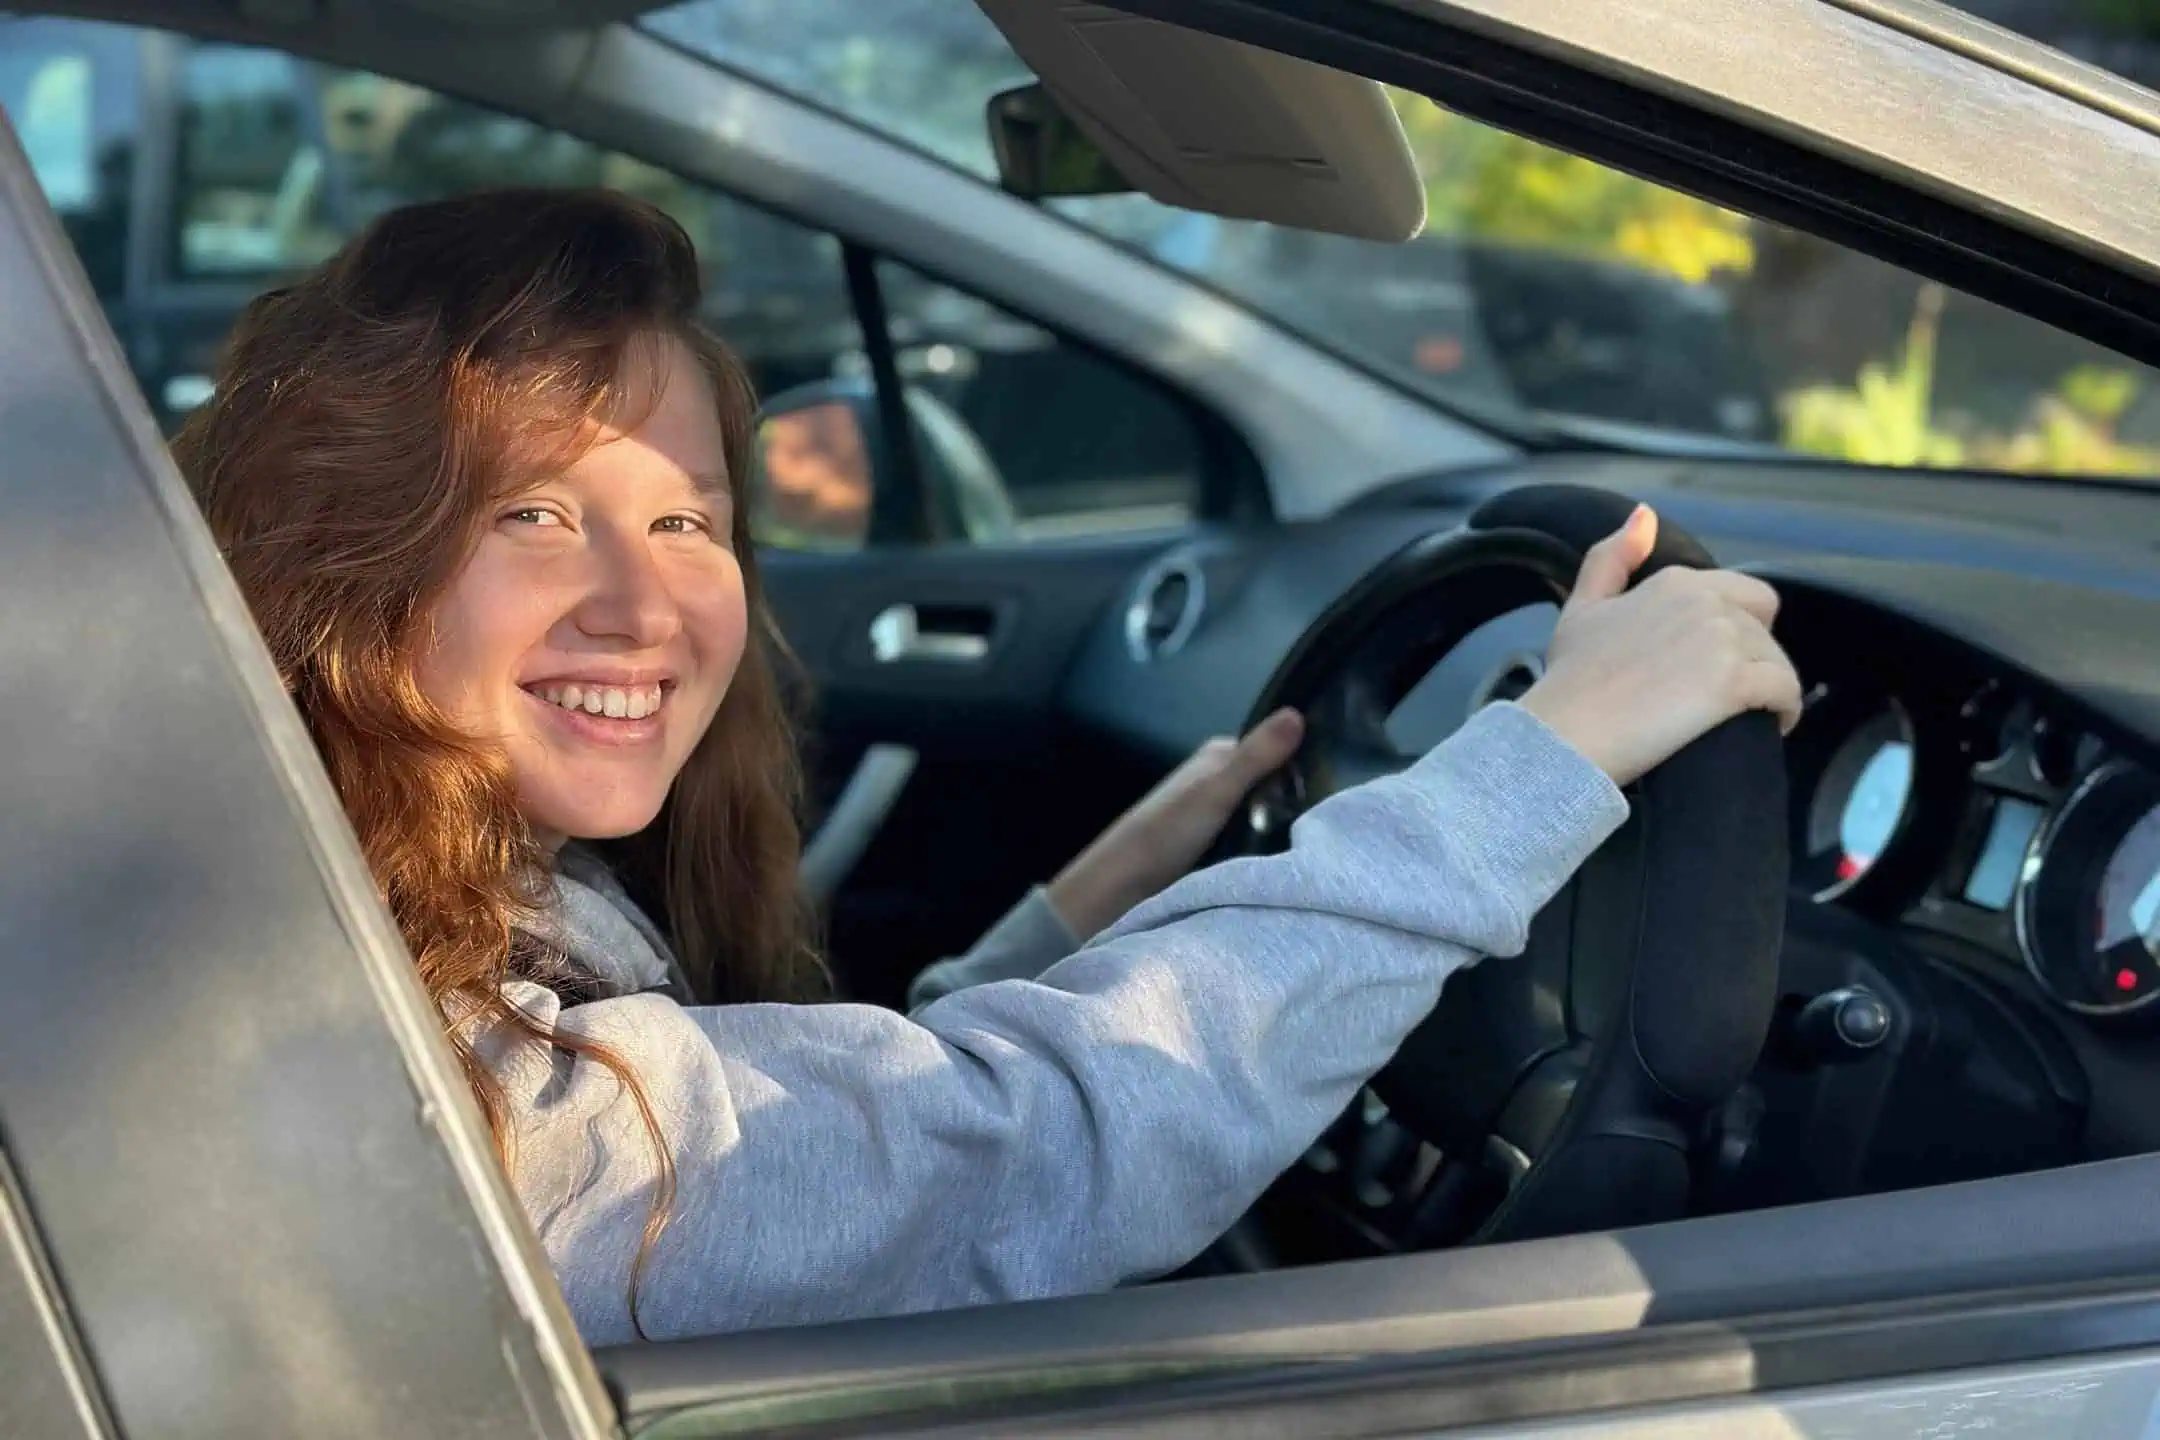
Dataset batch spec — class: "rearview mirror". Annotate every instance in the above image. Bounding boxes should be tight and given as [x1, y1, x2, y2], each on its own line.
[986, 83, 1135, 201]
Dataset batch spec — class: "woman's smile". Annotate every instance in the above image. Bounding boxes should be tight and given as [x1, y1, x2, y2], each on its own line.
[521, 679, 677, 747]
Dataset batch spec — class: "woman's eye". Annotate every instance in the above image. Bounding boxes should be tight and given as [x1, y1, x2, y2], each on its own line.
[502, 507, 565, 528]
[654, 513, 716, 537]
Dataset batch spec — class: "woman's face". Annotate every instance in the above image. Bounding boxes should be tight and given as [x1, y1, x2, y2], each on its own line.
[415, 336, 748, 846]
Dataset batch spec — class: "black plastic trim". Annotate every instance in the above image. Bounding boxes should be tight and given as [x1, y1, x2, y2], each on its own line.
[840, 241, 934, 545]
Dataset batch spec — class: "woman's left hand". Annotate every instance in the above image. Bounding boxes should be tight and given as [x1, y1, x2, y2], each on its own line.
[1045, 708, 1306, 940]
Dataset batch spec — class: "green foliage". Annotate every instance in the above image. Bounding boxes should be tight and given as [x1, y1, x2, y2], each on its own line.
[1780, 283, 2160, 476]
[1781, 284, 1966, 466]
[2059, 364, 2140, 424]
[1388, 92, 1755, 282]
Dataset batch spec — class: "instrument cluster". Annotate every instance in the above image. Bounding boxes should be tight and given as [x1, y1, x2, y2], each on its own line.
[1789, 675, 2160, 1021]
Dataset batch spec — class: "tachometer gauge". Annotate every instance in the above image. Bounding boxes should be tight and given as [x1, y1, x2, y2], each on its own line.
[1793, 701, 1917, 901]
[2019, 763, 2160, 1017]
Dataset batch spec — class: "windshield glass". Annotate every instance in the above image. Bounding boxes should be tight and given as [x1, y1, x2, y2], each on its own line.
[645, 0, 2160, 481]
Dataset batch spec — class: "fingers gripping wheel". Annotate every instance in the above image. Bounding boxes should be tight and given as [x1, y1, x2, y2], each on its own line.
[1238, 484, 1787, 1246]
[1476, 485, 1787, 1065]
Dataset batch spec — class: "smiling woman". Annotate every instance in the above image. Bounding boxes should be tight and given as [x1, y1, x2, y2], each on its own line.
[170, 200, 825, 1331]
[414, 333, 751, 849]
[173, 186, 817, 1005]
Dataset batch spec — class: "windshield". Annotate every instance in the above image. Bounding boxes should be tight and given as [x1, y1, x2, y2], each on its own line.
[644, 0, 2160, 482]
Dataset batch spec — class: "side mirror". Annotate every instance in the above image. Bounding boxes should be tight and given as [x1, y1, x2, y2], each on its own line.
[986, 83, 1134, 201]
[754, 378, 1018, 550]
[753, 392, 876, 551]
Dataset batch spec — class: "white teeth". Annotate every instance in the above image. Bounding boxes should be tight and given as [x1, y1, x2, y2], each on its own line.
[533, 683, 665, 720]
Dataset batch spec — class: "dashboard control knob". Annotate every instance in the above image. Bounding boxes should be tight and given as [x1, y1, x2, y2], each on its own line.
[1791, 986, 1892, 1064]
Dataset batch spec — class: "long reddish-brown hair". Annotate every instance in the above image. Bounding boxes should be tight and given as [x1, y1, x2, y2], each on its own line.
[172, 187, 829, 1331]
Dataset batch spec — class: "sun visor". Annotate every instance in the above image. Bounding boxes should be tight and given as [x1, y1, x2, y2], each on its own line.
[972, 0, 1428, 241]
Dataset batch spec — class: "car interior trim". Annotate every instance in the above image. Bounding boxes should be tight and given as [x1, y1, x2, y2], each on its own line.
[1816, 0, 2160, 144]
[598, 1149, 2160, 1423]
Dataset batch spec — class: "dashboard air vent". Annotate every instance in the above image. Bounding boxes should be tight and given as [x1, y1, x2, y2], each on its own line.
[1125, 556, 1206, 662]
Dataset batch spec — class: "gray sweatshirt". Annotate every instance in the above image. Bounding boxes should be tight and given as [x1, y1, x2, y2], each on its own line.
[492, 702, 1627, 1344]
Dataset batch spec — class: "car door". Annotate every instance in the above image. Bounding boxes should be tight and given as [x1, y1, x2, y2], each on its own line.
[748, 261, 1268, 1004]
[0, 96, 611, 1440]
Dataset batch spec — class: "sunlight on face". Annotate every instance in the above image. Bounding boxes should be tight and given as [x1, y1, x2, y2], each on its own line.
[414, 335, 748, 846]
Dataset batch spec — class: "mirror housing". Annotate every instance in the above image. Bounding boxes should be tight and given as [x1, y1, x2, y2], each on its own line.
[987, 83, 1135, 201]
[754, 377, 1018, 549]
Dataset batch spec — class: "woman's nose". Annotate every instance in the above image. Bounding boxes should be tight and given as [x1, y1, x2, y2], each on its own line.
[573, 537, 683, 648]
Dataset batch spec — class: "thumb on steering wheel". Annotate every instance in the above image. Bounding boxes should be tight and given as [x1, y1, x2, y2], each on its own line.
[1566, 504, 1659, 610]
[1218, 707, 1305, 792]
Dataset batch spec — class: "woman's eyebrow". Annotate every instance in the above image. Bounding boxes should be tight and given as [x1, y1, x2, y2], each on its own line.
[687, 469, 731, 495]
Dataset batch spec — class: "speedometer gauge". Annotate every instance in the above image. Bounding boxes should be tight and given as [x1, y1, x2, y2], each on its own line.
[2019, 763, 2160, 1017]
[2096, 805, 2160, 988]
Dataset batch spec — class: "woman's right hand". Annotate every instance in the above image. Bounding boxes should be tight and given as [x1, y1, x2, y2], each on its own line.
[1519, 505, 1802, 788]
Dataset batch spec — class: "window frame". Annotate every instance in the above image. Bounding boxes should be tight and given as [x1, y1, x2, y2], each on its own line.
[0, 86, 618, 1440]
[864, 248, 1268, 548]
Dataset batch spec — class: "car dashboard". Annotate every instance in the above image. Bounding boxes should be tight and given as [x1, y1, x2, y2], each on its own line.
[1059, 452, 2160, 1204]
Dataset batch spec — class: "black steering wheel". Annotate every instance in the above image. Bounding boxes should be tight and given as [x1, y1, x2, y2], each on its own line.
[1223, 484, 1788, 1249]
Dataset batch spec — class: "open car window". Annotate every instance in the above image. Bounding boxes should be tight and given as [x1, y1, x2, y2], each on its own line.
[644, 0, 2160, 483]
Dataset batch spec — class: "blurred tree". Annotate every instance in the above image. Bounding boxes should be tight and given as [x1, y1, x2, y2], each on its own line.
[1781, 282, 2160, 475]
[1389, 93, 1755, 282]
[1782, 283, 1966, 465]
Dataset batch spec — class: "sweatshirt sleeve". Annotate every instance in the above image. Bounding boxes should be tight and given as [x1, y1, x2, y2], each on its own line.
[496, 702, 1627, 1344]
[905, 886, 1081, 1010]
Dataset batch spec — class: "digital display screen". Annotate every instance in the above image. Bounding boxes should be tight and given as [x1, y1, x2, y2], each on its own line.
[1964, 797, 2046, 910]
